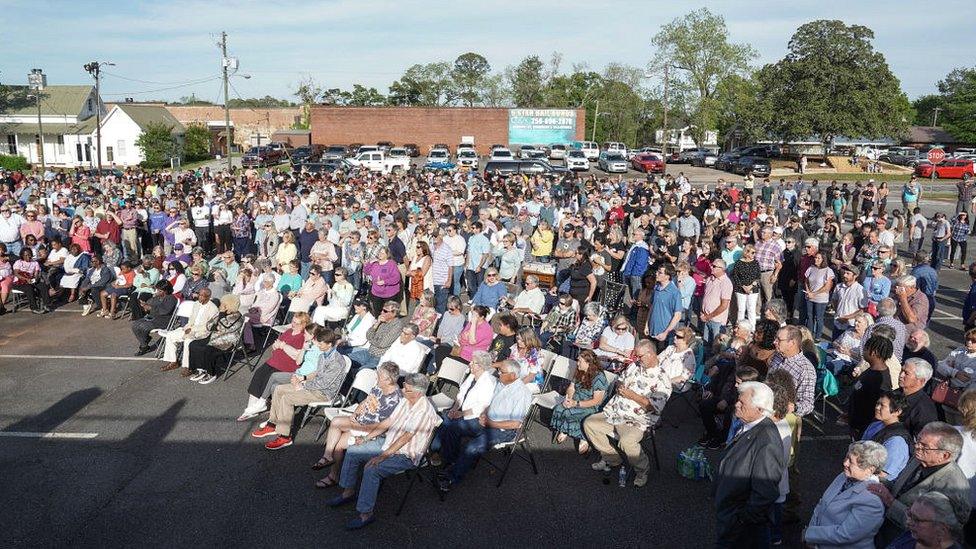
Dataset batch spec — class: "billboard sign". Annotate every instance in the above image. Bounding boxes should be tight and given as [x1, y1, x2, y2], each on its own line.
[508, 108, 576, 145]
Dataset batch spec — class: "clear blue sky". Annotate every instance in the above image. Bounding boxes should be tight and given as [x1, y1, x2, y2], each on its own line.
[2, 0, 974, 103]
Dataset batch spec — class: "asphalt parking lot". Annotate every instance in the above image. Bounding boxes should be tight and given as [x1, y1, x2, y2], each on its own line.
[0, 195, 969, 548]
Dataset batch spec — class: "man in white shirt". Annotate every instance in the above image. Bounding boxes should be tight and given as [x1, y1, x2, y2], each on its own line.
[0, 205, 25, 256]
[830, 264, 865, 339]
[378, 323, 427, 375]
[443, 224, 466, 297]
[157, 289, 219, 376]
[502, 275, 546, 317]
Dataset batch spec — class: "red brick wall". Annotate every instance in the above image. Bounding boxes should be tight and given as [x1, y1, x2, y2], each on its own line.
[310, 106, 585, 155]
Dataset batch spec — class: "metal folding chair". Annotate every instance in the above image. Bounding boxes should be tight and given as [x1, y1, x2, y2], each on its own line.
[303, 366, 377, 441]
[154, 300, 195, 359]
[222, 321, 260, 381]
[481, 405, 539, 488]
[429, 358, 470, 411]
[393, 439, 444, 515]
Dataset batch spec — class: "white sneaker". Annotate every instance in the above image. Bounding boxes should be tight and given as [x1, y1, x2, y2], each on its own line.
[82, 303, 93, 316]
[198, 374, 217, 385]
[189, 370, 207, 382]
[634, 471, 649, 487]
[591, 460, 612, 472]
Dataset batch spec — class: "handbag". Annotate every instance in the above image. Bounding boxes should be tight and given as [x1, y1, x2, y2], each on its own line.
[931, 379, 963, 409]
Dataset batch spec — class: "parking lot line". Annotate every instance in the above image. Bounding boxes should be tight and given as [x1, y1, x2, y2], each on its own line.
[0, 431, 99, 439]
[932, 308, 963, 320]
[0, 354, 158, 362]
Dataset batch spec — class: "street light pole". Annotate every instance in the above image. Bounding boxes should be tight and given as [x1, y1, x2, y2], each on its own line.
[591, 98, 599, 142]
[221, 31, 233, 173]
[84, 61, 113, 172]
[661, 64, 670, 164]
[28, 68, 46, 172]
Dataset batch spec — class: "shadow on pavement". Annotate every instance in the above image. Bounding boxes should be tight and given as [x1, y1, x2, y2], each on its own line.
[3, 387, 102, 434]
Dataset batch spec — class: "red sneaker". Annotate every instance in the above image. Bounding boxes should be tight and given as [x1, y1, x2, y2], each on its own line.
[251, 425, 277, 438]
[265, 436, 293, 450]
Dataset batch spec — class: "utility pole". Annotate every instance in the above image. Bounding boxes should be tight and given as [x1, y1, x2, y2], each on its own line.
[591, 98, 599, 142]
[661, 64, 670, 164]
[84, 61, 113, 172]
[27, 69, 46, 172]
[221, 31, 233, 173]
[932, 106, 942, 127]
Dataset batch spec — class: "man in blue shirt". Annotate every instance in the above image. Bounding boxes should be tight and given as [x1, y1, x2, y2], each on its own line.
[648, 263, 683, 352]
[464, 221, 491, 296]
[910, 251, 938, 322]
[965, 263, 976, 331]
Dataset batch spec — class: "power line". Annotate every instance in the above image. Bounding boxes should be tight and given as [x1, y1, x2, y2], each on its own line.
[100, 71, 215, 86]
[99, 77, 221, 97]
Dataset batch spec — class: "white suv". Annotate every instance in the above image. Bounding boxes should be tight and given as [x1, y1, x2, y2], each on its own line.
[456, 148, 479, 168]
[579, 141, 600, 161]
[490, 148, 514, 161]
[566, 149, 589, 171]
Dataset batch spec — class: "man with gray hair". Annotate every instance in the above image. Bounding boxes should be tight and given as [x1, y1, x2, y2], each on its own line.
[754, 227, 783, 308]
[713, 381, 786, 548]
[328, 373, 441, 530]
[868, 421, 971, 546]
[892, 275, 929, 333]
[503, 274, 546, 317]
[437, 359, 531, 491]
[897, 358, 939, 439]
[378, 322, 426, 375]
[863, 297, 907, 361]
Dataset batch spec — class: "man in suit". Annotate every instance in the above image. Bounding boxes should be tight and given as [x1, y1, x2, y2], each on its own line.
[868, 421, 971, 546]
[132, 280, 177, 356]
[157, 288, 219, 376]
[713, 381, 787, 548]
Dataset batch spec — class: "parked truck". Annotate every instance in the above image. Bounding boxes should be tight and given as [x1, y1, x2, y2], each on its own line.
[347, 150, 411, 174]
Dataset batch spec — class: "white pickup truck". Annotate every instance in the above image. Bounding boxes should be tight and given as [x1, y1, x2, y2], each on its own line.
[348, 150, 411, 174]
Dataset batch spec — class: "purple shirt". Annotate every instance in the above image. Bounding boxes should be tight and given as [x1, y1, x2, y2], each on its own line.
[364, 260, 401, 298]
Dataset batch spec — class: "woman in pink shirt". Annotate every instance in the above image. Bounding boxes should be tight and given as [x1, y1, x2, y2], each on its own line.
[457, 305, 493, 362]
[69, 216, 92, 253]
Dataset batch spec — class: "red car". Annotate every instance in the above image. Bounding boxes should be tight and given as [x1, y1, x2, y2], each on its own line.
[631, 153, 665, 173]
[915, 159, 974, 180]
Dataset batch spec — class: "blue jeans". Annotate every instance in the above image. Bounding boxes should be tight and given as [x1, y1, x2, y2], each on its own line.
[339, 437, 415, 514]
[348, 348, 380, 370]
[703, 320, 725, 349]
[451, 266, 463, 297]
[433, 416, 482, 461]
[806, 301, 827, 340]
[447, 427, 516, 483]
[931, 239, 947, 269]
[300, 261, 311, 279]
[627, 275, 643, 300]
[4, 240, 22, 257]
[795, 291, 807, 326]
[434, 285, 449, 313]
[464, 269, 483, 298]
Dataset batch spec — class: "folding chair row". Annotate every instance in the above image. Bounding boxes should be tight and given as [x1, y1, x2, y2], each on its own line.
[302, 363, 376, 441]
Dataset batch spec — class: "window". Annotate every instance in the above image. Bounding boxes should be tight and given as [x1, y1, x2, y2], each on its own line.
[117, 140, 126, 157]
[87, 99, 93, 112]
[106, 146, 113, 162]
[6, 135, 16, 155]
[77, 143, 83, 162]
[57, 135, 65, 155]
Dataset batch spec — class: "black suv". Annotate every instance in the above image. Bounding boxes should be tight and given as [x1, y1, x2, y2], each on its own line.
[733, 156, 771, 177]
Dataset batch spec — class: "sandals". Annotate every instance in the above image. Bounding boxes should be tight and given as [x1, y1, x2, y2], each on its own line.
[315, 473, 338, 489]
[311, 457, 334, 471]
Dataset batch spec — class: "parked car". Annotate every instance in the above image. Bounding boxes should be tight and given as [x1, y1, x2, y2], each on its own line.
[519, 145, 546, 160]
[267, 142, 293, 156]
[574, 141, 600, 161]
[565, 149, 589, 171]
[518, 159, 569, 176]
[631, 153, 665, 173]
[376, 141, 394, 152]
[490, 148, 514, 161]
[915, 159, 974, 180]
[241, 146, 283, 168]
[954, 148, 976, 157]
[357, 145, 379, 156]
[348, 151, 410, 174]
[603, 142, 628, 156]
[732, 156, 771, 177]
[432, 143, 451, 154]
[676, 148, 712, 163]
[290, 144, 323, 165]
[714, 152, 740, 171]
[549, 143, 567, 160]
[388, 147, 409, 159]
[426, 149, 452, 166]
[403, 143, 420, 157]
[690, 150, 718, 167]
[301, 159, 355, 174]
[483, 160, 520, 178]
[456, 148, 479, 168]
[347, 143, 363, 155]
[598, 151, 628, 173]
[490, 144, 507, 151]
[323, 145, 348, 161]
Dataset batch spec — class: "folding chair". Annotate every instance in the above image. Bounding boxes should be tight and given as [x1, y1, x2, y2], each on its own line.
[154, 300, 195, 359]
[529, 355, 577, 429]
[294, 356, 354, 436]
[10, 288, 27, 312]
[221, 321, 260, 381]
[429, 358, 470, 411]
[481, 405, 539, 488]
[306, 366, 378, 441]
[606, 416, 664, 472]
[393, 435, 444, 516]
[116, 293, 132, 320]
[661, 338, 706, 428]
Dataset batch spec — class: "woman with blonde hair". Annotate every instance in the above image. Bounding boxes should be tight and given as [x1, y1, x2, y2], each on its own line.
[658, 326, 697, 387]
[593, 314, 636, 373]
[274, 230, 298, 268]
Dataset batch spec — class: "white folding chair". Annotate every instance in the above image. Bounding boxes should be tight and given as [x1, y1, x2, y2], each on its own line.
[154, 300, 195, 359]
[530, 356, 577, 423]
[309, 365, 377, 440]
[429, 358, 470, 411]
[10, 288, 27, 312]
[297, 356, 354, 437]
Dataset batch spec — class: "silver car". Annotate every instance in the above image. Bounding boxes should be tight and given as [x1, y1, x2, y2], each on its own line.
[549, 143, 567, 160]
[599, 152, 628, 173]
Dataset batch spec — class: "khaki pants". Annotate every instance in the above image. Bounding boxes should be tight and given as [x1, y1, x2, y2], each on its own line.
[759, 271, 776, 307]
[269, 384, 328, 436]
[162, 329, 202, 369]
[583, 412, 649, 473]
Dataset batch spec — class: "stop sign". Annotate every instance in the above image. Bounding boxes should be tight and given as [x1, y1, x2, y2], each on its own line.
[927, 148, 946, 164]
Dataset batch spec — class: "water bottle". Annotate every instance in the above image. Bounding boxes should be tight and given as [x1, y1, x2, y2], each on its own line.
[618, 466, 627, 487]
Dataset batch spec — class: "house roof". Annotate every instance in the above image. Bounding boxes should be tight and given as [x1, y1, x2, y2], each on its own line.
[0, 117, 97, 136]
[906, 126, 962, 144]
[115, 104, 185, 135]
[4, 85, 95, 117]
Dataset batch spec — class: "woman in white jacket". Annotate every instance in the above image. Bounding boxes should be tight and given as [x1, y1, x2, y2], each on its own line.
[804, 441, 887, 549]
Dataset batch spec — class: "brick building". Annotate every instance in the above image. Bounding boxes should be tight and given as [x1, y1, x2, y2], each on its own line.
[163, 106, 302, 154]
[309, 106, 585, 155]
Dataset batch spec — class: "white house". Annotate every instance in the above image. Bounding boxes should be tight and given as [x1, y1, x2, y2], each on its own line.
[0, 85, 103, 168]
[98, 104, 185, 167]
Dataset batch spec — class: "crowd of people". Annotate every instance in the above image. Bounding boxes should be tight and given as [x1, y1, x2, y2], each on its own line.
[3, 161, 976, 544]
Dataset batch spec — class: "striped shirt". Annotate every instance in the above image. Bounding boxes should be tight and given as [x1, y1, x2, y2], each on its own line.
[768, 351, 816, 417]
[754, 239, 783, 271]
[382, 396, 442, 465]
[431, 242, 452, 286]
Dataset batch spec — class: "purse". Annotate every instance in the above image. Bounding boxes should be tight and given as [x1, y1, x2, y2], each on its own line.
[931, 379, 964, 409]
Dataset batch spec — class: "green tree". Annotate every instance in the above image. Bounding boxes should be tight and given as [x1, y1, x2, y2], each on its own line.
[452, 52, 491, 106]
[227, 95, 294, 108]
[937, 68, 976, 142]
[136, 122, 178, 169]
[293, 75, 322, 129]
[757, 20, 912, 151]
[713, 73, 769, 149]
[346, 85, 386, 106]
[479, 74, 511, 107]
[651, 8, 757, 146]
[0, 84, 33, 114]
[912, 94, 944, 126]
[509, 55, 546, 107]
[183, 123, 212, 162]
[175, 94, 214, 106]
[388, 63, 454, 106]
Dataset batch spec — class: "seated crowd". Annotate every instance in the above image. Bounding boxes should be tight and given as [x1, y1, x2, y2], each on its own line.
[3, 165, 976, 542]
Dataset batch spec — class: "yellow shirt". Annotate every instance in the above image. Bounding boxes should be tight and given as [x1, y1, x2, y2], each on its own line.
[530, 229, 553, 257]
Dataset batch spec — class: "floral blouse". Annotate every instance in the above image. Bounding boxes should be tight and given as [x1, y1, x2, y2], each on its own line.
[353, 386, 403, 425]
[573, 318, 606, 349]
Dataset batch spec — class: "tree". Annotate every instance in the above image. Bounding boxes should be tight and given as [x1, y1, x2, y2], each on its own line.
[346, 85, 386, 106]
[227, 95, 294, 108]
[912, 94, 944, 126]
[136, 122, 178, 169]
[293, 75, 322, 128]
[936, 67, 976, 143]
[757, 20, 912, 151]
[174, 94, 214, 106]
[0, 84, 33, 114]
[183, 123, 211, 162]
[651, 8, 757, 146]
[452, 52, 491, 106]
[479, 74, 511, 107]
[509, 55, 546, 107]
[388, 63, 454, 106]
[713, 73, 770, 149]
